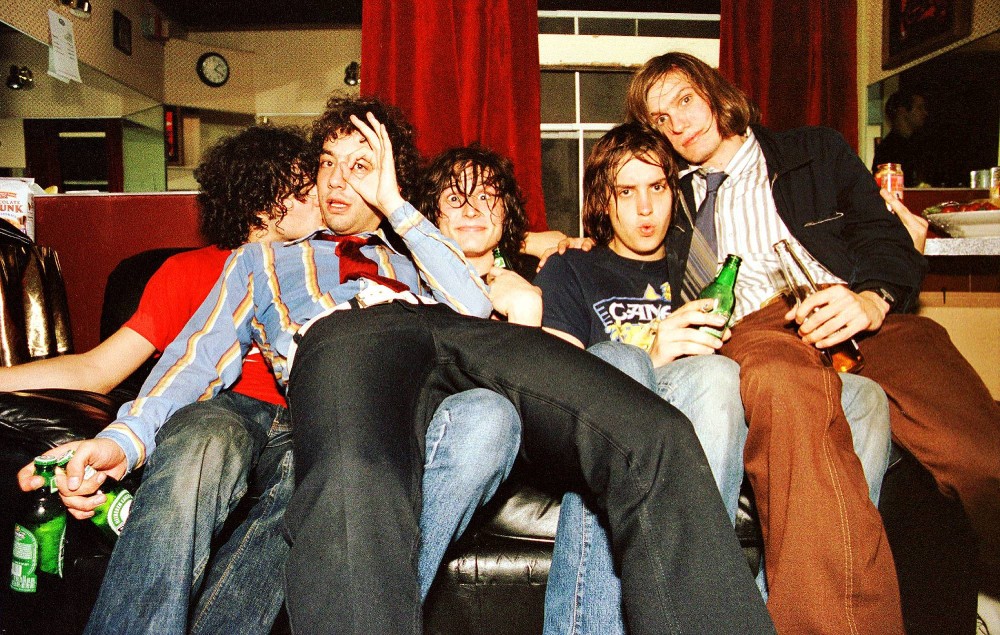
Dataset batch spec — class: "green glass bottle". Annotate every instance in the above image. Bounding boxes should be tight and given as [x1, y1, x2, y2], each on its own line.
[492, 247, 511, 270]
[10, 455, 67, 594]
[85, 465, 133, 542]
[697, 254, 742, 339]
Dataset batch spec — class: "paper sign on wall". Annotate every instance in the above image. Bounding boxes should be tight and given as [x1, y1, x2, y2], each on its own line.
[47, 10, 82, 83]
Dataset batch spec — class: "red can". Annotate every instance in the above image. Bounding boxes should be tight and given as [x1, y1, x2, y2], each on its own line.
[875, 163, 904, 201]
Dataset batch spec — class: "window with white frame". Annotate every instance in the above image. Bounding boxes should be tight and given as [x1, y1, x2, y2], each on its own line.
[538, 10, 720, 236]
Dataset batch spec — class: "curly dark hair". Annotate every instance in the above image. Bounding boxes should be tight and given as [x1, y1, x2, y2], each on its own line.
[194, 125, 315, 249]
[415, 144, 529, 271]
[310, 94, 422, 202]
[583, 123, 679, 247]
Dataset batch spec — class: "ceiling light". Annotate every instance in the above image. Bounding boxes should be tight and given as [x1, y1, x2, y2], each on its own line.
[6, 66, 34, 90]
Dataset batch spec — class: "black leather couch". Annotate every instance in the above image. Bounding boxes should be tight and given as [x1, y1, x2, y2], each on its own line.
[0, 248, 981, 634]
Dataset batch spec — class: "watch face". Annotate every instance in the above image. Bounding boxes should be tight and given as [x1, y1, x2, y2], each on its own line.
[197, 52, 229, 87]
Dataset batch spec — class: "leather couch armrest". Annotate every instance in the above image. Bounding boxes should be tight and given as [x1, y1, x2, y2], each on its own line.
[0, 388, 124, 453]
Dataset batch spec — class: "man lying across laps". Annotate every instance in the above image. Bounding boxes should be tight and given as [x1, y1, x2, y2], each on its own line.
[14, 116, 519, 634]
[283, 100, 773, 633]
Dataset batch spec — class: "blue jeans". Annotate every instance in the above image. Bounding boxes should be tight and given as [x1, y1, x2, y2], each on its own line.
[543, 345, 891, 635]
[418, 388, 521, 599]
[85, 389, 520, 634]
[85, 391, 292, 635]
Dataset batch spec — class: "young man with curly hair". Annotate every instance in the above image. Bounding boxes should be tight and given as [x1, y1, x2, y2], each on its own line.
[14, 118, 519, 633]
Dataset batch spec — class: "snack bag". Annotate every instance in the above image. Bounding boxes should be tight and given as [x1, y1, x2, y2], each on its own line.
[0, 177, 42, 240]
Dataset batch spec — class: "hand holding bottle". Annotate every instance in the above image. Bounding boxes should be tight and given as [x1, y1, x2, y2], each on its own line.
[648, 299, 730, 367]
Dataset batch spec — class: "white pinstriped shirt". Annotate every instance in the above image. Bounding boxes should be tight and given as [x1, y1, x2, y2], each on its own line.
[680, 130, 844, 321]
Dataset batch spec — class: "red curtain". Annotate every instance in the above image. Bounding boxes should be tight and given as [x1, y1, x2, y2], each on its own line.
[719, 0, 859, 150]
[361, 0, 548, 230]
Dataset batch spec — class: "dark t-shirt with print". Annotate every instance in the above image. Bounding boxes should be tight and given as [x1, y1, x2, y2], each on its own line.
[534, 246, 672, 348]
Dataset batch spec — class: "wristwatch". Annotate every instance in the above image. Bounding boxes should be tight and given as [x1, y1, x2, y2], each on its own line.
[868, 286, 896, 310]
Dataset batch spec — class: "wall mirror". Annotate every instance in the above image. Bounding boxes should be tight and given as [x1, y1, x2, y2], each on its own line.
[871, 29, 1000, 187]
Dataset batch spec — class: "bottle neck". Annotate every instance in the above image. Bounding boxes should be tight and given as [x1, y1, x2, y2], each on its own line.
[715, 265, 738, 287]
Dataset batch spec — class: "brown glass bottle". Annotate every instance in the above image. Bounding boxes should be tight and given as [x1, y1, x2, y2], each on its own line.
[773, 240, 864, 374]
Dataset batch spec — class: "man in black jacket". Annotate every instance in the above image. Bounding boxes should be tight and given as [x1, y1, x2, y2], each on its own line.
[625, 52, 1000, 635]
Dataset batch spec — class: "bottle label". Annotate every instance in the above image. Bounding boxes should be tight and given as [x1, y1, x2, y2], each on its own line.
[33, 516, 66, 577]
[10, 524, 38, 593]
[106, 490, 133, 535]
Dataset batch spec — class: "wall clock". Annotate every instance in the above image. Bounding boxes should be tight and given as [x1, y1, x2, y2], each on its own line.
[196, 52, 229, 88]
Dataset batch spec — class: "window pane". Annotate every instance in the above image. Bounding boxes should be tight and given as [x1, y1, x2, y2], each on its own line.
[541, 71, 576, 124]
[579, 18, 634, 36]
[539, 16, 574, 34]
[639, 19, 719, 38]
[582, 130, 606, 167]
[541, 135, 580, 237]
[580, 72, 632, 124]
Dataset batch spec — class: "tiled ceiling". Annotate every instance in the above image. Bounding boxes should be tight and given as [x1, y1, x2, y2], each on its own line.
[150, 0, 721, 30]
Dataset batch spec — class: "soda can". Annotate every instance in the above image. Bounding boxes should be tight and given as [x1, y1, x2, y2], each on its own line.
[875, 163, 904, 201]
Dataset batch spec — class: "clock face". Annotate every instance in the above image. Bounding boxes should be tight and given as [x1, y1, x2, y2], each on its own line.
[197, 52, 229, 87]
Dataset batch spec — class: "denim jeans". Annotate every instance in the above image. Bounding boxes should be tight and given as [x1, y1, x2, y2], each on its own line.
[85, 391, 292, 635]
[85, 387, 521, 634]
[543, 345, 891, 635]
[285, 303, 773, 634]
[418, 388, 521, 599]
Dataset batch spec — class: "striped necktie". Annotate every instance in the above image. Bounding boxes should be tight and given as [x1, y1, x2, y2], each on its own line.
[680, 171, 727, 302]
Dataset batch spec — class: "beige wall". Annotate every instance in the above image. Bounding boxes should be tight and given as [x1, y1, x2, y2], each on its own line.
[1, 0, 166, 100]
[182, 28, 361, 117]
[917, 292, 1000, 398]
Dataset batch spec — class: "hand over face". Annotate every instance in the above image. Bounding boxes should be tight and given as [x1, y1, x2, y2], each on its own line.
[345, 113, 406, 215]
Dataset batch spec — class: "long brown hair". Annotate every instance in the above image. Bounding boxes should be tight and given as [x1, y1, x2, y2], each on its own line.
[583, 123, 678, 246]
[625, 52, 759, 139]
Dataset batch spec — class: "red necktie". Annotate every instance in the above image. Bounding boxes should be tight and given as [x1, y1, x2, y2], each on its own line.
[314, 233, 410, 293]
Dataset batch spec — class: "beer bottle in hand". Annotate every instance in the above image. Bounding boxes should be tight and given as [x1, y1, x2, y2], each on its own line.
[85, 465, 133, 543]
[492, 247, 511, 270]
[10, 455, 67, 595]
[773, 239, 865, 373]
[698, 254, 742, 338]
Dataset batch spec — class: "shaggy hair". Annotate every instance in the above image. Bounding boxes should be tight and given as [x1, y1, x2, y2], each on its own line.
[583, 123, 679, 247]
[310, 95, 422, 202]
[625, 51, 760, 139]
[415, 144, 529, 271]
[194, 125, 314, 249]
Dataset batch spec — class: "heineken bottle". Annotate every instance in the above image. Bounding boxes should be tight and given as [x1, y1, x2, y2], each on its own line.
[85, 465, 133, 542]
[697, 254, 742, 339]
[492, 247, 511, 270]
[10, 455, 67, 594]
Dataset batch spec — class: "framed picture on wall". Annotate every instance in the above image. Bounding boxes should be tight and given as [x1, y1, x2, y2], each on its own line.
[882, 0, 973, 69]
[113, 10, 132, 56]
[164, 106, 183, 165]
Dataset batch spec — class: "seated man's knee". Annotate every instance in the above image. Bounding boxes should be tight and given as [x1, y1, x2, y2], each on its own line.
[427, 389, 521, 477]
[587, 341, 654, 386]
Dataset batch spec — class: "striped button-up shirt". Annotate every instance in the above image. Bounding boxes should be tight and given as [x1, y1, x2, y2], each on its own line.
[98, 202, 493, 471]
[680, 130, 844, 321]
